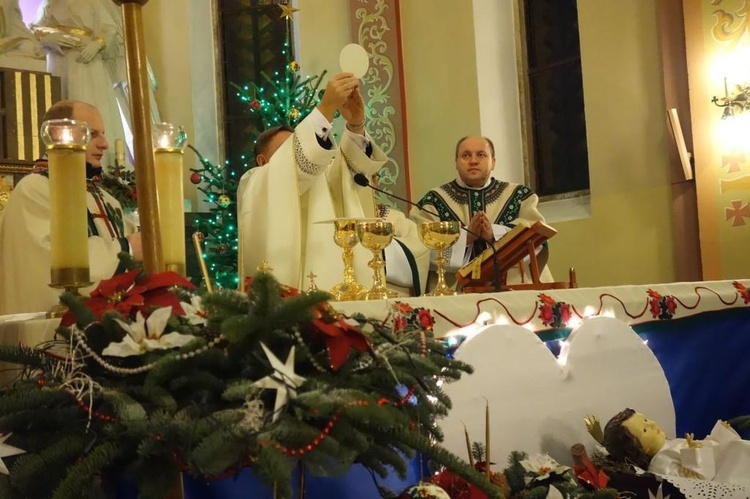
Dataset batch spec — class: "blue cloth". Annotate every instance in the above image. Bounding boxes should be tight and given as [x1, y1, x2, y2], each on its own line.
[183, 459, 422, 499]
[633, 308, 750, 438]
[119, 458, 423, 499]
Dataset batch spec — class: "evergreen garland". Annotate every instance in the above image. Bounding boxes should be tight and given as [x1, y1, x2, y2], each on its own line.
[0, 265, 499, 498]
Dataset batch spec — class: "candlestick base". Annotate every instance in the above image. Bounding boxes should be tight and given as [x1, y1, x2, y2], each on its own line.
[50, 267, 91, 288]
[46, 283, 93, 318]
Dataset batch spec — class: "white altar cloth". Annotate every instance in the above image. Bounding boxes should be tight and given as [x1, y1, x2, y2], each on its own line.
[334, 280, 750, 336]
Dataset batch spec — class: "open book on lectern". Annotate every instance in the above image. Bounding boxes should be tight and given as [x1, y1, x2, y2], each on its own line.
[455, 220, 557, 289]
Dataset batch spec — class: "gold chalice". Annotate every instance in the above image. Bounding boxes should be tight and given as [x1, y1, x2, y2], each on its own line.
[419, 221, 460, 296]
[329, 218, 367, 301]
[356, 220, 398, 300]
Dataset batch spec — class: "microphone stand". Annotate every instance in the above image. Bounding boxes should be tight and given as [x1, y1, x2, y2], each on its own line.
[353, 174, 504, 292]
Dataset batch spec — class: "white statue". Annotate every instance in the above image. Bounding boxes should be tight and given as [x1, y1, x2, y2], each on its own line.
[31, 0, 161, 166]
[0, 0, 45, 67]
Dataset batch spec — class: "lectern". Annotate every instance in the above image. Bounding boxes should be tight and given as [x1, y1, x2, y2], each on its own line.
[456, 220, 575, 293]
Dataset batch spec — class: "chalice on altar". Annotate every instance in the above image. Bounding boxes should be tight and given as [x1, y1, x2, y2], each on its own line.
[329, 218, 367, 301]
[356, 220, 397, 300]
[419, 221, 460, 296]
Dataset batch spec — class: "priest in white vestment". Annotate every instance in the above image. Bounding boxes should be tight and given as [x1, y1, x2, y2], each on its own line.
[0, 100, 140, 314]
[238, 72, 429, 293]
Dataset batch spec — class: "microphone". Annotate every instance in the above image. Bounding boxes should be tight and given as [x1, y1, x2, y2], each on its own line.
[353, 173, 504, 291]
[354, 173, 445, 220]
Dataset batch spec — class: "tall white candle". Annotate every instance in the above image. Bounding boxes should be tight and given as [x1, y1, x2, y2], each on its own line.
[41, 119, 91, 288]
[153, 123, 187, 275]
[48, 146, 90, 285]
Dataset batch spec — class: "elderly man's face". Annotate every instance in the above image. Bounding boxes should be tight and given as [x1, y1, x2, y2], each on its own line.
[72, 104, 108, 167]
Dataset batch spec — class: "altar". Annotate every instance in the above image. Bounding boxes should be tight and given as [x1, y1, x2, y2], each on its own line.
[0, 280, 748, 498]
[334, 279, 750, 440]
[1, 279, 748, 441]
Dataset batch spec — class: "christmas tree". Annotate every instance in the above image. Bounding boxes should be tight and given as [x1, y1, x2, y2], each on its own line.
[188, 146, 241, 290]
[0, 261, 500, 498]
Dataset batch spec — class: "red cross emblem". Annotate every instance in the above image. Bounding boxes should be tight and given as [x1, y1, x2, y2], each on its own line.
[722, 153, 746, 174]
[725, 200, 750, 226]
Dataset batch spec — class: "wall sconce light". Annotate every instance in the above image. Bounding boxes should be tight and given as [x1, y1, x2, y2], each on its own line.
[712, 78, 750, 152]
[712, 77, 750, 118]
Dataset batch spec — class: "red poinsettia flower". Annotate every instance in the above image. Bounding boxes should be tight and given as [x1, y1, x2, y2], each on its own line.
[311, 314, 370, 371]
[539, 293, 555, 306]
[733, 281, 750, 304]
[417, 309, 435, 330]
[573, 451, 609, 489]
[90, 269, 144, 316]
[60, 270, 195, 327]
[397, 302, 413, 314]
[559, 303, 572, 324]
[393, 316, 406, 333]
[138, 271, 196, 315]
[646, 289, 662, 318]
[539, 305, 554, 325]
[665, 295, 677, 314]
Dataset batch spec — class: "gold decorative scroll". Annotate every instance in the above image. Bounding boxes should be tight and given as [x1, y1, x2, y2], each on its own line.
[349, 0, 411, 210]
[711, 0, 750, 47]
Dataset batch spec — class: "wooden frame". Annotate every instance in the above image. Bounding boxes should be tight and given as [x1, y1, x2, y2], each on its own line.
[0, 159, 34, 187]
[0, 160, 34, 211]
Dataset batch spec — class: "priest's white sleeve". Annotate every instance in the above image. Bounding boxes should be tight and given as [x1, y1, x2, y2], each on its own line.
[383, 210, 430, 294]
[384, 241, 414, 288]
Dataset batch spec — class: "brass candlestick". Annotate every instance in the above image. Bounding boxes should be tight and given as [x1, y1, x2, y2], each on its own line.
[419, 221, 460, 296]
[115, 0, 163, 274]
[356, 220, 397, 300]
[42, 119, 94, 315]
[329, 218, 366, 301]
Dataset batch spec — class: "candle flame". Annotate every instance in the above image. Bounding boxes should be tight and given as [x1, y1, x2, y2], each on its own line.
[158, 134, 171, 149]
[61, 127, 74, 144]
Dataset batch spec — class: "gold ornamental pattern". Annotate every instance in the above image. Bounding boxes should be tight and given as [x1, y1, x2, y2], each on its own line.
[354, 0, 401, 208]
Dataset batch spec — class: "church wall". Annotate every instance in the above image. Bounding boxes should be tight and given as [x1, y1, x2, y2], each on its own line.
[683, 0, 750, 281]
[296, 0, 351, 84]
[143, 0, 198, 210]
[399, 0, 482, 203]
[543, 0, 676, 286]
[398, 0, 676, 287]
[144, 0, 680, 287]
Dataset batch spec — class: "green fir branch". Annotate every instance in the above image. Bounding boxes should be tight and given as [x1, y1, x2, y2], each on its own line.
[52, 441, 125, 499]
[9, 433, 89, 496]
[101, 389, 147, 422]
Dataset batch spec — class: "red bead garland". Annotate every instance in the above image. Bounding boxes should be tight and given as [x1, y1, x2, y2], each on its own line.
[269, 388, 417, 457]
[70, 394, 116, 423]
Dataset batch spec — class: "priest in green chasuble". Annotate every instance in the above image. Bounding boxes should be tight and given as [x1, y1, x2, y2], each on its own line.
[410, 135, 551, 285]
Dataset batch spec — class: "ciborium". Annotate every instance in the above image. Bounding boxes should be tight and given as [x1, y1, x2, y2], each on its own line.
[419, 221, 460, 296]
[356, 220, 397, 300]
[329, 218, 367, 301]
